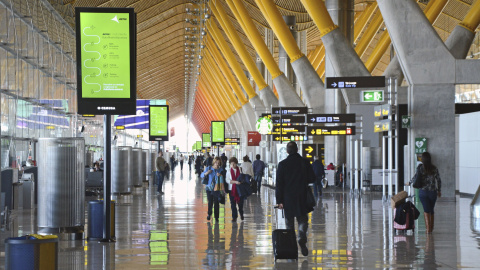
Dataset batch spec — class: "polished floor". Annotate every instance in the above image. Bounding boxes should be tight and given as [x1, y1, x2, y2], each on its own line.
[1, 165, 479, 269]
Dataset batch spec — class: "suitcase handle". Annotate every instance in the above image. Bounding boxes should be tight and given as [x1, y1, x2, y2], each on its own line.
[273, 206, 286, 227]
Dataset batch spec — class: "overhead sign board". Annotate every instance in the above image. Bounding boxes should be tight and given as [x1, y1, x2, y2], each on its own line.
[326, 76, 385, 89]
[272, 115, 306, 124]
[306, 114, 356, 124]
[75, 7, 137, 115]
[273, 134, 308, 142]
[382, 104, 391, 116]
[272, 107, 308, 115]
[149, 105, 169, 141]
[202, 133, 211, 148]
[225, 138, 240, 142]
[302, 144, 317, 163]
[307, 126, 355, 136]
[272, 126, 306, 134]
[361, 90, 384, 102]
[374, 119, 391, 133]
[211, 121, 225, 145]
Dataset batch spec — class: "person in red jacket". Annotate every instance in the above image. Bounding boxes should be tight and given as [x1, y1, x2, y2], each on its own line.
[326, 162, 335, 170]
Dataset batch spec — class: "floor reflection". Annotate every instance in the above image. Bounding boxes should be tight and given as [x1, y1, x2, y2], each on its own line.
[0, 165, 478, 269]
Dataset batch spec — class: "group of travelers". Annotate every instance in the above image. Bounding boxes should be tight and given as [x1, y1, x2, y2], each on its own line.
[154, 142, 442, 258]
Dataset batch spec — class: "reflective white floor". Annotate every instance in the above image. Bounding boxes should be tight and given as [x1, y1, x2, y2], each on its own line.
[1, 165, 479, 269]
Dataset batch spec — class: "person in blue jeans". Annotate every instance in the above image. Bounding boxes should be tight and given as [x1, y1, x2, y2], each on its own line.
[252, 154, 266, 194]
[408, 152, 441, 233]
[155, 151, 166, 195]
[201, 157, 224, 222]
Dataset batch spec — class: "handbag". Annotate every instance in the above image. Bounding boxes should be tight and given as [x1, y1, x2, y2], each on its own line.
[202, 166, 211, 185]
[412, 166, 425, 189]
[306, 186, 316, 208]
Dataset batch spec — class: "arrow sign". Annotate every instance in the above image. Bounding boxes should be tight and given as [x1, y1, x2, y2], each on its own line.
[305, 146, 313, 153]
[364, 93, 372, 99]
[331, 82, 337, 87]
[310, 118, 316, 122]
[302, 144, 317, 163]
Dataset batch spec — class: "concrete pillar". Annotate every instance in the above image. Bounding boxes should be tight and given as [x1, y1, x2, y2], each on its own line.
[278, 16, 297, 90]
[377, 0, 456, 198]
[324, 0, 355, 166]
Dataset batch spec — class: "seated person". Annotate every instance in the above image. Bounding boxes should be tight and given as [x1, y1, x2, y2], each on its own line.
[94, 162, 103, 172]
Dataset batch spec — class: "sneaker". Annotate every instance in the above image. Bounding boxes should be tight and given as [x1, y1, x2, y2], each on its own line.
[299, 242, 308, 256]
[207, 215, 211, 221]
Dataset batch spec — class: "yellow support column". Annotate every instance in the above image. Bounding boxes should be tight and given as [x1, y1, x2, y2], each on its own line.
[199, 79, 229, 119]
[205, 53, 245, 109]
[254, 0, 304, 63]
[228, 0, 283, 79]
[353, 2, 378, 43]
[200, 72, 233, 116]
[459, 0, 480, 32]
[211, 1, 268, 93]
[207, 20, 253, 104]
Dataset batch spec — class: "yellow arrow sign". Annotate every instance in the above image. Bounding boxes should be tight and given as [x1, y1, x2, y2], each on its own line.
[275, 137, 280, 141]
[311, 129, 315, 135]
[305, 146, 313, 154]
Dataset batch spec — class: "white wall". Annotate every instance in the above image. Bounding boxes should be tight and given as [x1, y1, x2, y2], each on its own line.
[458, 112, 480, 194]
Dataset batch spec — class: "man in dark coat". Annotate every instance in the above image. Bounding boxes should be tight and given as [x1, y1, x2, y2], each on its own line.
[312, 156, 325, 197]
[276, 141, 315, 257]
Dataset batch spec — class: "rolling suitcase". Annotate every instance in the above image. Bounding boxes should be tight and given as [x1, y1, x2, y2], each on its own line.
[272, 208, 298, 261]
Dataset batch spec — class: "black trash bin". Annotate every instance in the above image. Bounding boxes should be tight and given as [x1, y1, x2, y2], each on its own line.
[5, 235, 58, 270]
[88, 200, 115, 241]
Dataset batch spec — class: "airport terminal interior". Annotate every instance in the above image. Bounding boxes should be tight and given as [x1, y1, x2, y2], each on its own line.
[1, 0, 480, 269]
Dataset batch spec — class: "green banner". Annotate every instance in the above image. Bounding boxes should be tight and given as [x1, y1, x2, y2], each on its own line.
[80, 12, 131, 98]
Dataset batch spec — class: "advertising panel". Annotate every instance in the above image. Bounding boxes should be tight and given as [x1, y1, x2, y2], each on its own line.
[149, 105, 169, 141]
[75, 8, 137, 115]
[211, 121, 225, 145]
[202, 133, 211, 148]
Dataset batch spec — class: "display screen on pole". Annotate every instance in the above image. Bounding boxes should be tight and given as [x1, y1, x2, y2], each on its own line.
[149, 105, 169, 141]
[211, 121, 225, 145]
[202, 133, 211, 148]
[75, 8, 137, 115]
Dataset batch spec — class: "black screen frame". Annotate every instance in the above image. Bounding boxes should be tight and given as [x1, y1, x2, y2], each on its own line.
[149, 105, 169, 141]
[75, 7, 137, 115]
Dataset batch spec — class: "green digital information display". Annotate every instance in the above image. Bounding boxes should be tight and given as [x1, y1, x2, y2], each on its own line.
[211, 121, 225, 144]
[149, 105, 169, 141]
[202, 133, 211, 148]
[195, 141, 202, 151]
[75, 7, 136, 115]
[79, 12, 130, 98]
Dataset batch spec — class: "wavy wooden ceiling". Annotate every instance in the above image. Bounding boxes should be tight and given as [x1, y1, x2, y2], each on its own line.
[52, 0, 479, 127]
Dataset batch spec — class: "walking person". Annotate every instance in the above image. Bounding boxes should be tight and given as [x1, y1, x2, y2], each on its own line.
[276, 141, 315, 256]
[179, 154, 184, 171]
[201, 157, 224, 222]
[407, 152, 441, 233]
[252, 154, 266, 194]
[170, 154, 175, 172]
[188, 155, 193, 171]
[155, 151, 166, 195]
[226, 157, 245, 222]
[312, 156, 325, 197]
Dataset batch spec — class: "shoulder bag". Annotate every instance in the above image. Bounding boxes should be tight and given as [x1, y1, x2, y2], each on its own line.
[301, 160, 316, 209]
[412, 165, 425, 189]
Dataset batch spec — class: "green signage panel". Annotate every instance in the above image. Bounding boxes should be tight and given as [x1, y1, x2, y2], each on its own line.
[211, 121, 225, 144]
[402, 115, 411, 128]
[415, 137, 427, 154]
[202, 133, 211, 148]
[149, 105, 169, 141]
[361, 90, 384, 102]
[195, 141, 202, 151]
[75, 7, 136, 115]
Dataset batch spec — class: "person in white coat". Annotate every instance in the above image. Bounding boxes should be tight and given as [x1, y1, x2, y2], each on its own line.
[226, 157, 244, 222]
[240, 156, 254, 179]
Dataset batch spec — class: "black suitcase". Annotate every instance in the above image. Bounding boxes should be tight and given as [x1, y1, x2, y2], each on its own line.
[272, 209, 298, 261]
[250, 180, 257, 193]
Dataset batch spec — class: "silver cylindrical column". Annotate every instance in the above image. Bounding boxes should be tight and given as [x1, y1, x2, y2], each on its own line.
[140, 150, 147, 183]
[143, 149, 150, 182]
[132, 148, 142, 187]
[112, 146, 132, 194]
[37, 138, 85, 239]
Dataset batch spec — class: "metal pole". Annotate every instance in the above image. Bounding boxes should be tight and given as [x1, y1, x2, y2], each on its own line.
[354, 139, 359, 193]
[349, 136, 353, 192]
[394, 78, 399, 194]
[388, 79, 393, 198]
[101, 114, 114, 242]
[382, 136, 386, 201]
[359, 116, 363, 192]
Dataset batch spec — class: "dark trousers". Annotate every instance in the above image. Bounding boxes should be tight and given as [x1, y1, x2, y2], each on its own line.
[156, 171, 165, 192]
[254, 173, 262, 193]
[180, 161, 184, 170]
[285, 214, 309, 245]
[206, 190, 220, 219]
[313, 177, 323, 196]
[228, 193, 244, 219]
[419, 189, 438, 214]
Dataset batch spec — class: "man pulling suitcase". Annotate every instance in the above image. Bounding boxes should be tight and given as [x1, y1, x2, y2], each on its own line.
[275, 141, 315, 257]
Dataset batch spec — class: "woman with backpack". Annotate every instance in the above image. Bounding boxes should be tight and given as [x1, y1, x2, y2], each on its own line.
[407, 152, 442, 233]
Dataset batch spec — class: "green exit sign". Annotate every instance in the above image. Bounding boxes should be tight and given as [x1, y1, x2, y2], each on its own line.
[361, 90, 384, 102]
